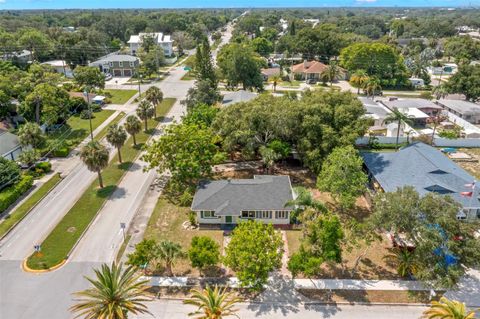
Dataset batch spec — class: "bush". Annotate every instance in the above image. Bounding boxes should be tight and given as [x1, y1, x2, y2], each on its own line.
[90, 104, 102, 112]
[178, 190, 193, 207]
[51, 147, 70, 158]
[68, 96, 88, 113]
[188, 236, 220, 272]
[0, 175, 34, 213]
[80, 109, 94, 119]
[27, 161, 52, 178]
[0, 157, 21, 191]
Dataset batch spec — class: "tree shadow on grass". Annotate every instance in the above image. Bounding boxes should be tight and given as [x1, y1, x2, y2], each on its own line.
[118, 161, 133, 171]
[96, 185, 117, 198]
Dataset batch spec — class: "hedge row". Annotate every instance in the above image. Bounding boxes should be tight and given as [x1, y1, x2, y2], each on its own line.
[0, 175, 34, 213]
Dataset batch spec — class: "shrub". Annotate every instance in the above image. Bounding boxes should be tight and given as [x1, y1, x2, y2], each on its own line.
[188, 236, 220, 273]
[0, 175, 34, 213]
[52, 147, 70, 158]
[0, 157, 21, 191]
[178, 190, 193, 207]
[27, 161, 52, 178]
[80, 109, 94, 119]
[91, 104, 102, 112]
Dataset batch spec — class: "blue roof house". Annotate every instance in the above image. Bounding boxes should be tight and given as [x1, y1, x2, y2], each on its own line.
[362, 142, 480, 221]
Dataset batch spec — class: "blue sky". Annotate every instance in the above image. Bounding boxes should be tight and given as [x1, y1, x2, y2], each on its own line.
[0, 0, 476, 10]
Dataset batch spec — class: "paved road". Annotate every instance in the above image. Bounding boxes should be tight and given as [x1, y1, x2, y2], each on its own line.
[132, 299, 426, 319]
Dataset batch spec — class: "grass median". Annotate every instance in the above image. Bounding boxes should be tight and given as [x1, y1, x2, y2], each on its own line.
[0, 173, 62, 239]
[26, 98, 176, 270]
[95, 112, 126, 141]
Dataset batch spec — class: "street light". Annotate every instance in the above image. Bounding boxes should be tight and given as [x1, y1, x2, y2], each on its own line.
[137, 74, 143, 97]
[83, 88, 94, 141]
[120, 222, 126, 241]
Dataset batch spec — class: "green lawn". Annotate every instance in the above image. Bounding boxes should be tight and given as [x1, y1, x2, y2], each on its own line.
[95, 112, 126, 141]
[104, 89, 137, 104]
[0, 173, 62, 239]
[26, 99, 176, 270]
[43, 109, 115, 157]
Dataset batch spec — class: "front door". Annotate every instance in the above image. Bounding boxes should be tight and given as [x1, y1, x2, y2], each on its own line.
[225, 216, 233, 224]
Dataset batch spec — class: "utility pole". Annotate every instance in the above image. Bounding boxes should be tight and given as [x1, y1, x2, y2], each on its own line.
[84, 88, 94, 141]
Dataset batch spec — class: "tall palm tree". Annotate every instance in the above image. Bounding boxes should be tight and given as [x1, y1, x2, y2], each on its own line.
[383, 248, 418, 278]
[17, 122, 45, 149]
[70, 262, 152, 319]
[285, 186, 326, 213]
[363, 77, 382, 98]
[136, 100, 154, 132]
[433, 84, 449, 100]
[383, 109, 414, 149]
[269, 75, 281, 92]
[80, 140, 109, 188]
[124, 115, 142, 146]
[184, 285, 241, 319]
[157, 240, 184, 276]
[349, 70, 369, 94]
[106, 124, 128, 163]
[423, 297, 476, 319]
[145, 86, 163, 118]
[320, 62, 341, 87]
[429, 114, 448, 145]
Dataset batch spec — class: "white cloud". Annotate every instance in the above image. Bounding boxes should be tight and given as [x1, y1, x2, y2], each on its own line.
[0, 0, 6, 3]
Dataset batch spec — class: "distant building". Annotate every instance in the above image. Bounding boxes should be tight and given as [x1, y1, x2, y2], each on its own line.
[427, 63, 458, 76]
[127, 32, 173, 56]
[291, 60, 346, 81]
[89, 53, 139, 77]
[261, 67, 281, 81]
[222, 90, 257, 106]
[358, 97, 392, 136]
[408, 77, 425, 88]
[1, 50, 32, 64]
[41, 60, 73, 78]
[436, 99, 480, 125]
[362, 142, 480, 221]
[381, 98, 443, 126]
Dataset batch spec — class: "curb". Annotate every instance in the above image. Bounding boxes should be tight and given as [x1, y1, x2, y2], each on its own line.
[0, 173, 63, 242]
[22, 257, 67, 273]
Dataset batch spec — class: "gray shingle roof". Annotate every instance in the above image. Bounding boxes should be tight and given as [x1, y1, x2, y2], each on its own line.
[222, 90, 257, 106]
[90, 54, 138, 65]
[362, 143, 480, 208]
[383, 98, 443, 110]
[191, 175, 294, 216]
[437, 99, 480, 116]
[0, 131, 21, 157]
[358, 97, 391, 118]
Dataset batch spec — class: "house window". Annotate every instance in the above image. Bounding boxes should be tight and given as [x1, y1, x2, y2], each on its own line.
[241, 211, 255, 219]
[201, 211, 216, 218]
[109, 62, 113, 67]
[255, 211, 272, 219]
[275, 211, 288, 219]
[119, 61, 123, 67]
[129, 61, 135, 67]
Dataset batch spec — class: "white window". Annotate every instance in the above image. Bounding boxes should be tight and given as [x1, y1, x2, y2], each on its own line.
[275, 211, 288, 219]
[109, 62, 113, 67]
[255, 211, 272, 219]
[129, 61, 135, 67]
[241, 211, 255, 218]
[201, 211, 216, 218]
[119, 61, 123, 67]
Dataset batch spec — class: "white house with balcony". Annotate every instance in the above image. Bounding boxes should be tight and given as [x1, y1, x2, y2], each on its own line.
[127, 32, 173, 56]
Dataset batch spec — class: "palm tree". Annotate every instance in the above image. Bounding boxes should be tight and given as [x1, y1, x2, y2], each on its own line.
[429, 114, 448, 145]
[259, 146, 281, 174]
[70, 262, 152, 319]
[136, 100, 154, 132]
[433, 84, 449, 100]
[184, 285, 241, 319]
[17, 122, 45, 149]
[80, 140, 109, 188]
[106, 124, 128, 163]
[363, 77, 382, 98]
[285, 186, 326, 213]
[320, 62, 341, 87]
[383, 109, 414, 149]
[124, 115, 142, 146]
[349, 70, 370, 94]
[269, 75, 281, 92]
[423, 297, 476, 319]
[383, 248, 418, 278]
[145, 86, 163, 118]
[157, 240, 184, 276]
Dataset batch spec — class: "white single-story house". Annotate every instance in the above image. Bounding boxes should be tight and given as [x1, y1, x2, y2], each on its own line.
[41, 60, 73, 78]
[127, 32, 173, 56]
[408, 77, 425, 87]
[436, 99, 480, 125]
[191, 175, 295, 229]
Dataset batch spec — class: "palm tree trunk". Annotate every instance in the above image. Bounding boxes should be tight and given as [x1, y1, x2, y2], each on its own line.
[154, 103, 157, 119]
[144, 118, 148, 132]
[117, 147, 122, 163]
[396, 120, 401, 149]
[97, 171, 104, 188]
[35, 99, 41, 124]
[431, 123, 437, 145]
[166, 262, 173, 276]
[357, 87, 360, 94]
[132, 134, 137, 146]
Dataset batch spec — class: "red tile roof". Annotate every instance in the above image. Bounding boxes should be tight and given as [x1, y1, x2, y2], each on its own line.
[292, 61, 328, 74]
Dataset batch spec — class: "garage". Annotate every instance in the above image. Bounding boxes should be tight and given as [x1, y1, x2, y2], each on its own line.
[113, 69, 122, 77]
[123, 69, 132, 77]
